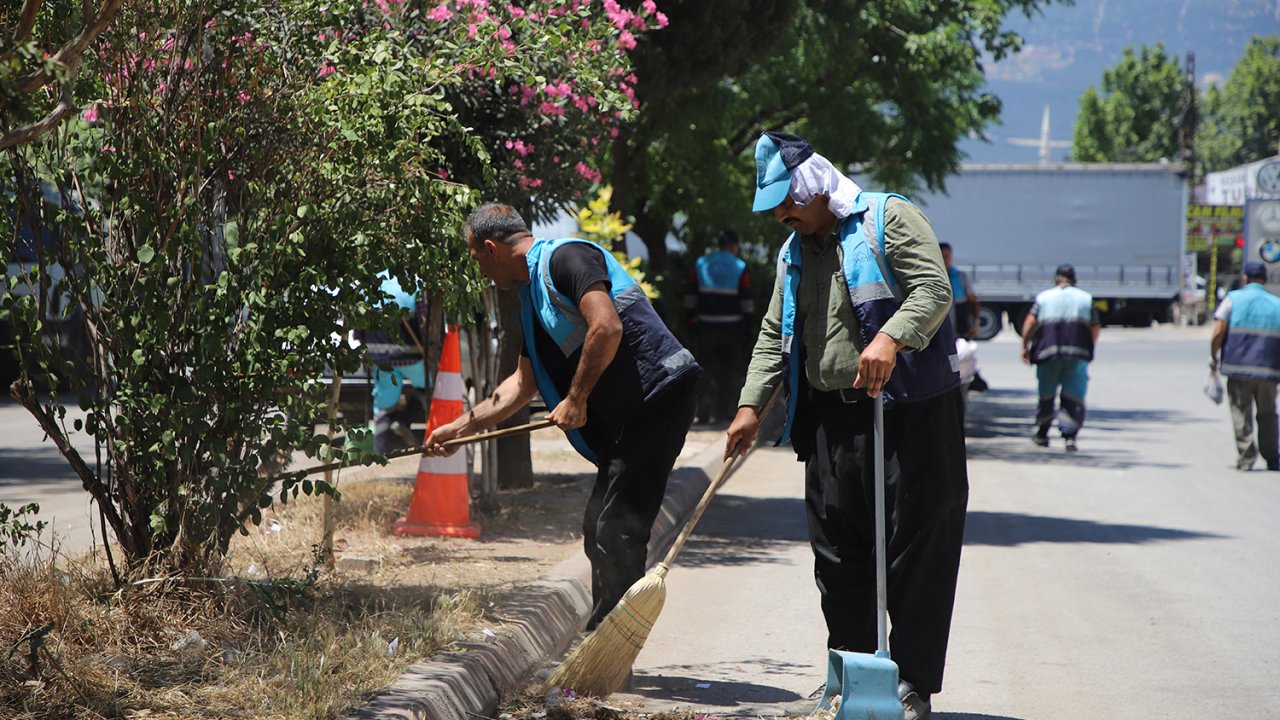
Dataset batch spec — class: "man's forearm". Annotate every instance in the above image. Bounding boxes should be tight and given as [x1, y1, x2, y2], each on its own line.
[1210, 321, 1227, 363]
[459, 365, 537, 434]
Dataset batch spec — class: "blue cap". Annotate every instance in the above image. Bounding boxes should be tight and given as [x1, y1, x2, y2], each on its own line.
[752, 132, 814, 212]
[1245, 261, 1267, 280]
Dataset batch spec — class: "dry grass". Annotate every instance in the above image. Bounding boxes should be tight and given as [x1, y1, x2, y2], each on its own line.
[0, 477, 496, 720]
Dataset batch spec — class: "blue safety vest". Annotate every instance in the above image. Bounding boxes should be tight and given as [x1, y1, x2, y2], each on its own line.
[694, 251, 749, 324]
[1028, 285, 1095, 363]
[520, 238, 700, 464]
[947, 266, 969, 303]
[776, 192, 960, 443]
[1221, 283, 1280, 381]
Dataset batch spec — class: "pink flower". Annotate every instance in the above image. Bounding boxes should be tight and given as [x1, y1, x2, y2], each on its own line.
[426, 4, 453, 21]
[504, 138, 531, 156]
[655, 11, 668, 28]
[81, 105, 100, 123]
[237, 91, 251, 104]
[641, 0, 657, 15]
[574, 162, 602, 184]
[318, 62, 337, 78]
[617, 30, 636, 50]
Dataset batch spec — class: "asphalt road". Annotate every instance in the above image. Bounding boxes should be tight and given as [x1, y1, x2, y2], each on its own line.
[612, 325, 1279, 719]
[0, 396, 101, 554]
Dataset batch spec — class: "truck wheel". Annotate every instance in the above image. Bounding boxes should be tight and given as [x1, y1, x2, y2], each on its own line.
[974, 306, 1002, 341]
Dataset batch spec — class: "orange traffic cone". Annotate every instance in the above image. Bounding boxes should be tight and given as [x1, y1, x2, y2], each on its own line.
[394, 327, 481, 539]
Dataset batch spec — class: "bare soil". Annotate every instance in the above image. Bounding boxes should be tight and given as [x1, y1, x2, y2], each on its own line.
[237, 425, 723, 596]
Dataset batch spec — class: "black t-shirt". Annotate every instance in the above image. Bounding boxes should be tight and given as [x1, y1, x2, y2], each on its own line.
[522, 242, 613, 450]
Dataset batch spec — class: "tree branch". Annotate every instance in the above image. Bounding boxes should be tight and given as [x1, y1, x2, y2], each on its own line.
[12, 0, 42, 44]
[8, 380, 131, 552]
[0, 93, 76, 152]
[15, 0, 123, 94]
[728, 104, 811, 156]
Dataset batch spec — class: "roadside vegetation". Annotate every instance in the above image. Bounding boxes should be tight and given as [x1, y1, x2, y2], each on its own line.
[0, 477, 494, 719]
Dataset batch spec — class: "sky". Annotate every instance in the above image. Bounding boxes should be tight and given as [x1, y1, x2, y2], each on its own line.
[961, 0, 1280, 163]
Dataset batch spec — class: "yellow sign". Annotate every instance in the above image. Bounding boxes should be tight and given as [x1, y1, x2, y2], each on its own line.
[1187, 204, 1244, 221]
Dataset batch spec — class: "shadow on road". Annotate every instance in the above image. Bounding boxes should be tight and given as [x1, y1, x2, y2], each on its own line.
[634, 656, 813, 705]
[963, 387, 1200, 470]
[0, 448, 88, 488]
[668, 493, 808, 569]
[963, 510, 1226, 547]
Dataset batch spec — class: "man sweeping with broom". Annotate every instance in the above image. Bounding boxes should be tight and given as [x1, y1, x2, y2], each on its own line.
[724, 132, 969, 720]
[423, 202, 701, 637]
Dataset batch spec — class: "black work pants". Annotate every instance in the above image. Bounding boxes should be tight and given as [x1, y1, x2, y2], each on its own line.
[694, 322, 749, 423]
[794, 385, 969, 695]
[583, 377, 699, 629]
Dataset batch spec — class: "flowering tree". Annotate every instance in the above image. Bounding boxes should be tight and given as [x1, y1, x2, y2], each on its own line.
[1, 0, 656, 574]
[405, 0, 665, 494]
[0, 0, 124, 151]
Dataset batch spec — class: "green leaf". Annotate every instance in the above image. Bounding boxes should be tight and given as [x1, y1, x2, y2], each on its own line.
[137, 245, 156, 264]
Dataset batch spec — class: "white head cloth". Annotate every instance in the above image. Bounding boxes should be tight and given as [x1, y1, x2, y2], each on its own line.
[788, 152, 863, 219]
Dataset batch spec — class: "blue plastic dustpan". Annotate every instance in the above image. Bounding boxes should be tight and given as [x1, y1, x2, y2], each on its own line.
[811, 648, 903, 720]
[811, 400, 903, 720]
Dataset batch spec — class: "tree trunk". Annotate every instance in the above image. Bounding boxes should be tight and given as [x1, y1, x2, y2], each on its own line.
[609, 131, 672, 274]
[493, 288, 533, 489]
[465, 297, 499, 513]
[631, 206, 670, 275]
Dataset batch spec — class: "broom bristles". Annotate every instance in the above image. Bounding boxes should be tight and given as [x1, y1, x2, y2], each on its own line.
[546, 568, 668, 697]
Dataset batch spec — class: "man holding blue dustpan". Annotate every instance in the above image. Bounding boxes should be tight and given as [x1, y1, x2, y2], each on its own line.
[725, 132, 969, 720]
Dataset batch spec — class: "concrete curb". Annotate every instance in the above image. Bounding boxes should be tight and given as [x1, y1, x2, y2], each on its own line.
[350, 441, 729, 720]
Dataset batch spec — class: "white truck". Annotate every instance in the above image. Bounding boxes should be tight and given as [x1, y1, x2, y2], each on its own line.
[875, 163, 1188, 340]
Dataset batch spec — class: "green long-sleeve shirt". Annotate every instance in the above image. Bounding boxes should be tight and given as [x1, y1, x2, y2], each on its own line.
[738, 197, 952, 408]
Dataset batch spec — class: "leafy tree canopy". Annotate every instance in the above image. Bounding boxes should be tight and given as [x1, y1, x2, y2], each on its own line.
[606, 0, 1058, 268]
[1197, 35, 1280, 173]
[1070, 43, 1187, 163]
[1071, 37, 1280, 177]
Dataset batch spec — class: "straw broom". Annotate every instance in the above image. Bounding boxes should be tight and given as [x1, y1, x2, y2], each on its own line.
[546, 386, 783, 696]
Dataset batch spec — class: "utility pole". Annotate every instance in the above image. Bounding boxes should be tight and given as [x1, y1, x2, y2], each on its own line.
[1183, 51, 1206, 320]
[1183, 52, 1197, 183]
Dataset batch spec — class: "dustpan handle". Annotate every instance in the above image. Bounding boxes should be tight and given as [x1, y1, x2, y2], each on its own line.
[873, 397, 889, 656]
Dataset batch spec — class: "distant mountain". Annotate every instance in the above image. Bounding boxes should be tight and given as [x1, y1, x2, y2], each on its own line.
[960, 0, 1280, 163]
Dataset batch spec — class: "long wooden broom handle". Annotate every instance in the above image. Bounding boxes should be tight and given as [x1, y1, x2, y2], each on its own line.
[658, 384, 784, 569]
[272, 419, 555, 481]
